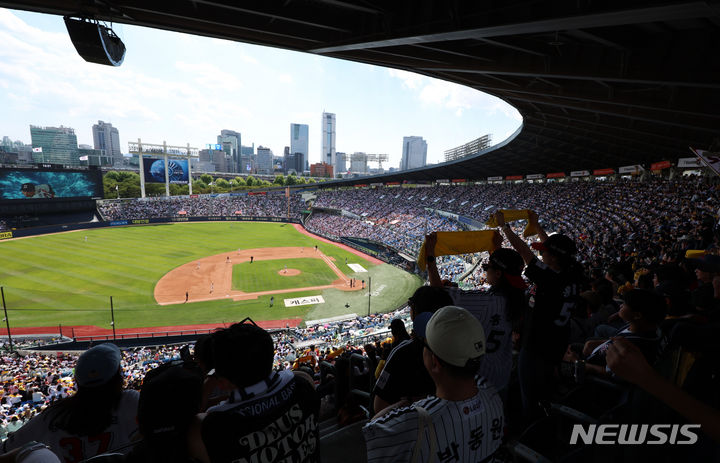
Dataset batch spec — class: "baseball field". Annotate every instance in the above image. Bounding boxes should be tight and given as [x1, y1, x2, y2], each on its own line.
[0, 222, 422, 334]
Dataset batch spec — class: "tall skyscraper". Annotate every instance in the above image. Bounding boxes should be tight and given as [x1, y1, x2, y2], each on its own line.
[400, 136, 428, 170]
[350, 152, 368, 174]
[256, 146, 273, 175]
[290, 123, 308, 158]
[30, 125, 79, 166]
[218, 129, 242, 173]
[335, 152, 346, 175]
[321, 112, 336, 172]
[92, 120, 122, 165]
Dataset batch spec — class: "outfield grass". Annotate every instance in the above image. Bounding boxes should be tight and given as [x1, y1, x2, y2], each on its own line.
[0, 222, 420, 328]
[232, 258, 339, 292]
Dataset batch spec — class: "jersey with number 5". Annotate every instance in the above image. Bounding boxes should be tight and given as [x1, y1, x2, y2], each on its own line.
[523, 257, 582, 360]
[446, 288, 513, 390]
[2, 390, 139, 463]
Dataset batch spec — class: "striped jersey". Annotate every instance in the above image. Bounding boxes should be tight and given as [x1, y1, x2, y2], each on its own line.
[446, 288, 513, 390]
[363, 378, 504, 463]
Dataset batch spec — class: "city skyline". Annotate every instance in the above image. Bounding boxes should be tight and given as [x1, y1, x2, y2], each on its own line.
[0, 8, 522, 169]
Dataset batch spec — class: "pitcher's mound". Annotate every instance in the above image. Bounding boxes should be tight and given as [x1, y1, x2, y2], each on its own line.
[278, 269, 301, 276]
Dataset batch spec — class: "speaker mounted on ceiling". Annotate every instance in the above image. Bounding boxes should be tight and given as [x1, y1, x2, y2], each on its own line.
[64, 16, 126, 67]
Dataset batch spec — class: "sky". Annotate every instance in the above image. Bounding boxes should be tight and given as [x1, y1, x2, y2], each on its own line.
[0, 8, 522, 169]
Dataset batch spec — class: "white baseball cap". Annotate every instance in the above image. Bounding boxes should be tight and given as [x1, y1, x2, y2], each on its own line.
[425, 306, 486, 367]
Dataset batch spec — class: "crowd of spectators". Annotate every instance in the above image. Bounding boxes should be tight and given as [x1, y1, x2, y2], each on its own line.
[0, 308, 411, 444]
[98, 193, 306, 221]
[310, 176, 718, 277]
[2, 174, 719, 461]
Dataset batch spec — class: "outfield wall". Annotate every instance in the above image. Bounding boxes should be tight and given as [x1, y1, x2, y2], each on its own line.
[0, 215, 302, 240]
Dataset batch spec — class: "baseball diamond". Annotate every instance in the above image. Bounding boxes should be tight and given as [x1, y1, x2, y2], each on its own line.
[0, 222, 421, 333]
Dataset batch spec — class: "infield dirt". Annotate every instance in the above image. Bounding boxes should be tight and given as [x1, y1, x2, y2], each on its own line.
[154, 246, 362, 305]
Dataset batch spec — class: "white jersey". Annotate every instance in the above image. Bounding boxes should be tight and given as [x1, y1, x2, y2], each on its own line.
[363, 378, 504, 463]
[2, 390, 139, 463]
[447, 288, 513, 390]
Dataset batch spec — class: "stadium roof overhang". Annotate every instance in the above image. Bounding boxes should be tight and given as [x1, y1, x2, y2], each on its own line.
[3, 0, 719, 185]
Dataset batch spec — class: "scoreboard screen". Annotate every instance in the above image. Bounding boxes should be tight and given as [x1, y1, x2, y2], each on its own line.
[0, 167, 103, 201]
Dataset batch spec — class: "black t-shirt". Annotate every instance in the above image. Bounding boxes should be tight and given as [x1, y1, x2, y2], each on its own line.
[523, 257, 584, 360]
[373, 338, 435, 404]
[202, 370, 320, 463]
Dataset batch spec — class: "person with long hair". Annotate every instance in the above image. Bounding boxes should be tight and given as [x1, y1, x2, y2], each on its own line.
[425, 232, 527, 393]
[1, 344, 139, 462]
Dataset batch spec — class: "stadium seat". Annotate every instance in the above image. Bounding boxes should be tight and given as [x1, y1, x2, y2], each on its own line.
[319, 419, 368, 463]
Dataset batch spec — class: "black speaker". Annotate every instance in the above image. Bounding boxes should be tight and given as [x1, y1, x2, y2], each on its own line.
[64, 17, 126, 66]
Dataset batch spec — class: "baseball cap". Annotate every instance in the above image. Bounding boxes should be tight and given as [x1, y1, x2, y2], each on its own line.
[482, 248, 527, 289]
[531, 233, 577, 257]
[74, 343, 122, 388]
[425, 306, 486, 367]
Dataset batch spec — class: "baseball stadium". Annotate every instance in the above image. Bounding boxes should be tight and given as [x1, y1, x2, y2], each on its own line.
[0, 2, 719, 463]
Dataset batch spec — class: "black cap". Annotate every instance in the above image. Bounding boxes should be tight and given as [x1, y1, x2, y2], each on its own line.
[531, 234, 577, 257]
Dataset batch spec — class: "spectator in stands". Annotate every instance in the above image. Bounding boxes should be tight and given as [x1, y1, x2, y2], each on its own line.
[372, 286, 454, 414]
[364, 306, 504, 462]
[425, 231, 527, 392]
[389, 318, 410, 349]
[1, 343, 139, 461]
[126, 360, 204, 463]
[691, 254, 720, 316]
[496, 210, 588, 421]
[572, 289, 667, 377]
[189, 321, 320, 463]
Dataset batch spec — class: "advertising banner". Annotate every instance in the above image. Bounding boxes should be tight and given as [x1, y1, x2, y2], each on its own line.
[142, 158, 189, 184]
[650, 161, 672, 170]
[505, 175, 523, 180]
[487, 176, 503, 181]
[547, 172, 565, 178]
[526, 174, 544, 180]
[678, 157, 703, 168]
[570, 170, 590, 177]
[284, 296, 325, 307]
[619, 165, 645, 174]
[593, 168, 615, 176]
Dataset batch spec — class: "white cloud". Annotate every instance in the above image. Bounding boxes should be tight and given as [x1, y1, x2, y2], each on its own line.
[388, 68, 425, 89]
[277, 73, 293, 84]
[388, 66, 522, 120]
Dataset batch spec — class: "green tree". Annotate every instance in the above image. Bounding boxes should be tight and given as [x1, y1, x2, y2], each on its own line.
[200, 173, 213, 185]
[193, 180, 208, 193]
[215, 178, 230, 192]
[245, 175, 256, 187]
[105, 170, 121, 182]
[273, 175, 285, 186]
[285, 175, 297, 186]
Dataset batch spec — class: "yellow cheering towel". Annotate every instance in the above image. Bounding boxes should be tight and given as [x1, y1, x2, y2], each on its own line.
[417, 230, 501, 271]
[485, 209, 539, 238]
[685, 250, 706, 259]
